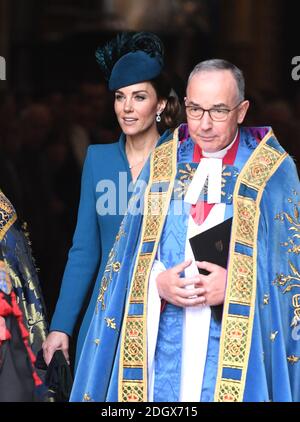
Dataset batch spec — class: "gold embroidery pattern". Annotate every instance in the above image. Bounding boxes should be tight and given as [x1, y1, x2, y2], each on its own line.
[152, 142, 174, 182]
[116, 225, 126, 242]
[131, 255, 152, 303]
[274, 261, 300, 294]
[0, 192, 17, 241]
[179, 165, 196, 183]
[97, 276, 109, 312]
[291, 294, 300, 327]
[113, 262, 121, 272]
[6, 263, 47, 349]
[223, 316, 249, 366]
[143, 192, 167, 242]
[215, 129, 288, 402]
[174, 165, 197, 198]
[277, 200, 300, 255]
[119, 130, 178, 402]
[0, 195, 47, 352]
[235, 198, 256, 247]
[104, 317, 116, 330]
[143, 215, 162, 242]
[97, 249, 116, 312]
[217, 381, 240, 402]
[287, 355, 300, 364]
[83, 393, 92, 402]
[147, 192, 166, 216]
[123, 318, 143, 367]
[174, 164, 234, 200]
[97, 218, 126, 312]
[122, 382, 143, 402]
[229, 254, 253, 304]
[242, 145, 281, 189]
[274, 195, 300, 327]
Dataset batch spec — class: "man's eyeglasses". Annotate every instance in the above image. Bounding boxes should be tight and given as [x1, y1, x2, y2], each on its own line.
[185, 101, 243, 122]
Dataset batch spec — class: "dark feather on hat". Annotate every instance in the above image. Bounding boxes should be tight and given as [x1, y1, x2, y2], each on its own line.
[95, 32, 164, 80]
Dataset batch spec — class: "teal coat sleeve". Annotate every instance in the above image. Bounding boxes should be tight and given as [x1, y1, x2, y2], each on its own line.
[50, 146, 101, 335]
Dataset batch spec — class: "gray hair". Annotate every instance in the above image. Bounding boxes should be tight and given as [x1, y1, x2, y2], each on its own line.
[188, 59, 245, 102]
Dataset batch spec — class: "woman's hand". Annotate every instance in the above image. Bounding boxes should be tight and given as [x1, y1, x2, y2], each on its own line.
[42, 331, 70, 366]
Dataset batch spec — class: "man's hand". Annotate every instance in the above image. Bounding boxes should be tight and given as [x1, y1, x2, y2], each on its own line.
[196, 261, 227, 306]
[42, 331, 70, 366]
[156, 259, 206, 307]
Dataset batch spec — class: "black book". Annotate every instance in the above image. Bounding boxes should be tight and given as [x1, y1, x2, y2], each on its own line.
[189, 217, 233, 321]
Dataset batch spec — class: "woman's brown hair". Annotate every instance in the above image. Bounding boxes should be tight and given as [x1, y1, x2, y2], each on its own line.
[150, 71, 182, 129]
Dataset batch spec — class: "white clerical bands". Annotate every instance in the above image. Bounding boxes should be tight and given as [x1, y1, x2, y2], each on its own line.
[184, 158, 223, 205]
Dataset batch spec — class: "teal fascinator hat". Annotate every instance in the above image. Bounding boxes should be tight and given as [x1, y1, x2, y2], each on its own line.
[95, 32, 164, 91]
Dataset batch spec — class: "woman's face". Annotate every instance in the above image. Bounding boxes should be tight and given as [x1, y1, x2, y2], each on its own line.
[114, 82, 164, 137]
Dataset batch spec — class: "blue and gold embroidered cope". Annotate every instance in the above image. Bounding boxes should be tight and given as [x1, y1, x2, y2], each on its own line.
[119, 131, 178, 402]
[71, 126, 300, 402]
[214, 130, 288, 402]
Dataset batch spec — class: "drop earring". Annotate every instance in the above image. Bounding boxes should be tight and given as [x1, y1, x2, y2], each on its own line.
[156, 112, 161, 123]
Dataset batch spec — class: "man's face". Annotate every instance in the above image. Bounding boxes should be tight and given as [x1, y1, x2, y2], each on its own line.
[186, 70, 249, 153]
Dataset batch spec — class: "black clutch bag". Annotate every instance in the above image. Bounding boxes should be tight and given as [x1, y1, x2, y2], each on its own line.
[189, 217, 233, 321]
[36, 349, 73, 402]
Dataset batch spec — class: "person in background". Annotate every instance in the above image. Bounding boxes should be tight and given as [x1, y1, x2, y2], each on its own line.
[42, 32, 181, 370]
[70, 59, 300, 402]
[0, 190, 48, 401]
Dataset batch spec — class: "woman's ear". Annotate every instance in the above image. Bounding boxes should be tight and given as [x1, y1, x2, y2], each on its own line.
[157, 99, 167, 114]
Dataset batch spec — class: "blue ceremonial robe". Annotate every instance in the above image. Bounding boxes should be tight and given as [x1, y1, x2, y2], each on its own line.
[0, 191, 48, 355]
[50, 131, 170, 368]
[70, 125, 300, 402]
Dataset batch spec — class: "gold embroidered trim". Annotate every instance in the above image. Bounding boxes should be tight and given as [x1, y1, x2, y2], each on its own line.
[214, 129, 288, 402]
[235, 198, 256, 247]
[97, 220, 126, 312]
[0, 192, 17, 241]
[121, 381, 144, 402]
[130, 254, 152, 303]
[118, 129, 179, 402]
[241, 142, 282, 190]
[123, 317, 144, 367]
[97, 249, 116, 312]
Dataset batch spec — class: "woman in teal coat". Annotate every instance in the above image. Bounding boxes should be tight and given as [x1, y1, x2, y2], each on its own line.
[42, 32, 181, 369]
